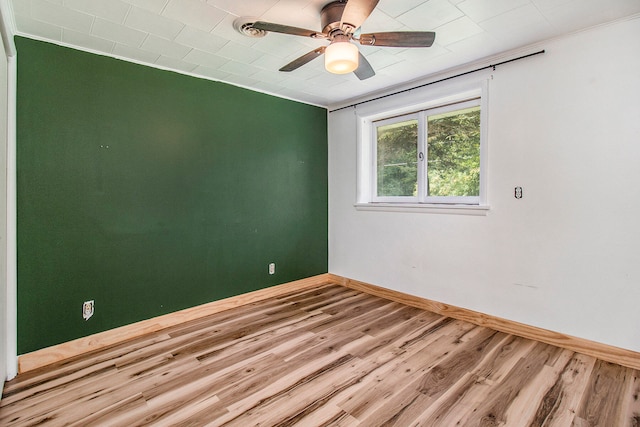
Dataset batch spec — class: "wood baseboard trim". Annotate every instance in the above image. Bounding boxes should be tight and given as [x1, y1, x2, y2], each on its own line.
[330, 274, 640, 370]
[18, 274, 333, 374]
[19, 273, 639, 374]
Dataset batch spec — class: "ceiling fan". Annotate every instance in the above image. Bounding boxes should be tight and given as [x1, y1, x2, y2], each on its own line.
[250, 0, 436, 80]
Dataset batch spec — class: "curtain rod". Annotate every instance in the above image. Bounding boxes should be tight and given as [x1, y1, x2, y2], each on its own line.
[329, 49, 545, 113]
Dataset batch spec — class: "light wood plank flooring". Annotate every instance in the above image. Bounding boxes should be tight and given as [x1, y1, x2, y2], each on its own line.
[1, 284, 639, 426]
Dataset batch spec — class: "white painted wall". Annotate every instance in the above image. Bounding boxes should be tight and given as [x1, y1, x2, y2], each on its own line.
[0, 24, 7, 392]
[329, 17, 640, 353]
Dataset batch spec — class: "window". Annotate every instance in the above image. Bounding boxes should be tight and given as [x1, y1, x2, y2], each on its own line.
[357, 82, 487, 211]
[375, 115, 419, 199]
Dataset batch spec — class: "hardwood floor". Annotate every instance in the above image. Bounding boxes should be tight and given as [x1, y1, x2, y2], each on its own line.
[1, 284, 639, 426]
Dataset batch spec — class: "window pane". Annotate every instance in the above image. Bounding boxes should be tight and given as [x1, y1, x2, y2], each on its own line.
[427, 106, 480, 197]
[376, 119, 418, 197]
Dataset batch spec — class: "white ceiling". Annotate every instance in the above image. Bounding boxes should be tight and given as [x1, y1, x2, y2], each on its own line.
[8, 0, 640, 108]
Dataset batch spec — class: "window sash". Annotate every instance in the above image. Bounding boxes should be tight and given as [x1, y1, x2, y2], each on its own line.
[372, 98, 482, 204]
[372, 113, 420, 203]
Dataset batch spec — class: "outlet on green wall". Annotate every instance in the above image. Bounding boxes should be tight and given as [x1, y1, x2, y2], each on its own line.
[16, 37, 328, 354]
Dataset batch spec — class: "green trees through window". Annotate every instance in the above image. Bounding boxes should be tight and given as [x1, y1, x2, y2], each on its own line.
[376, 119, 418, 197]
[374, 101, 481, 202]
[427, 106, 480, 197]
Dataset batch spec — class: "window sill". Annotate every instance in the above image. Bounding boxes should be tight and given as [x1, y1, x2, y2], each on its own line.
[354, 203, 490, 216]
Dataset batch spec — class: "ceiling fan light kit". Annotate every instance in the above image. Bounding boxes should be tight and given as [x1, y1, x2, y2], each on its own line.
[244, 0, 435, 80]
[325, 37, 359, 74]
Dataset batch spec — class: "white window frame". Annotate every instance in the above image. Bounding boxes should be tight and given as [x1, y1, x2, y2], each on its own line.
[372, 112, 421, 204]
[356, 80, 489, 214]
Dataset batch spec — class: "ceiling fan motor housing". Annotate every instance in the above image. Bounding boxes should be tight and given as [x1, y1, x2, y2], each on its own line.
[321, 0, 348, 35]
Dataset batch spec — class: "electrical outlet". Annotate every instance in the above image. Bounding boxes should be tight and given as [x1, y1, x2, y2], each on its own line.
[269, 263, 276, 275]
[83, 300, 94, 320]
[515, 187, 523, 199]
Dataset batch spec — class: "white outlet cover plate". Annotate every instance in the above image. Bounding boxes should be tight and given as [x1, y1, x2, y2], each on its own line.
[83, 300, 94, 320]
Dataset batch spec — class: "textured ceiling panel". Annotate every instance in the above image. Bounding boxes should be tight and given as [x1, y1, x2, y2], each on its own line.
[8, 0, 640, 107]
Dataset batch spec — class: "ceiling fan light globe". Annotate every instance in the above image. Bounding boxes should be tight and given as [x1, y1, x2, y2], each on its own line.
[325, 41, 359, 74]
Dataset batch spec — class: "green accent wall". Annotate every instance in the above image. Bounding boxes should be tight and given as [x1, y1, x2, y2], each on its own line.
[16, 37, 328, 354]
